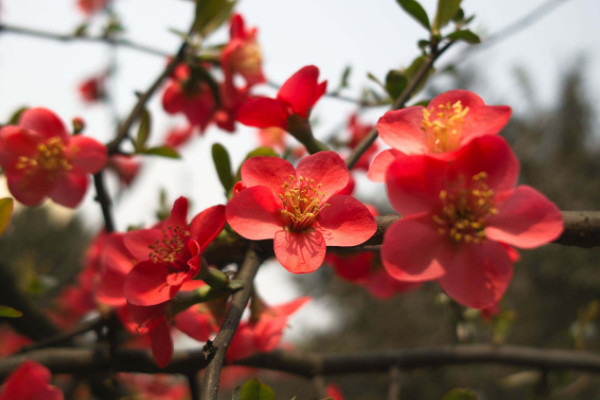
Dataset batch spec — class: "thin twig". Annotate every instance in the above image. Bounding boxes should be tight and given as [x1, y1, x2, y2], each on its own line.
[93, 171, 115, 232]
[0, 23, 169, 57]
[200, 246, 264, 400]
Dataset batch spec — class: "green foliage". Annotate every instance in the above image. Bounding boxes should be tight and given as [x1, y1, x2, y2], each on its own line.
[7, 106, 27, 125]
[442, 388, 478, 400]
[385, 70, 408, 101]
[212, 143, 234, 193]
[0, 305, 22, 318]
[0, 198, 13, 237]
[396, 0, 431, 31]
[193, 0, 237, 37]
[446, 29, 480, 44]
[134, 108, 151, 152]
[142, 146, 181, 159]
[433, 0, 462, 32]
[239, 379, 275, 400]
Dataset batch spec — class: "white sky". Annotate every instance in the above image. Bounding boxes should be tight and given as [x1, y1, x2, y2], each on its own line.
[1, 0, 599, 337]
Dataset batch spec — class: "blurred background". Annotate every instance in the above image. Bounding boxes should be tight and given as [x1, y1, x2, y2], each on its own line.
[1, 0, 600, 398]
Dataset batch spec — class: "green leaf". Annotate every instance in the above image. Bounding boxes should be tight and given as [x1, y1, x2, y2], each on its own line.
[0, 305, 22, 318]
[194, 0, 237, 37]
[143, 146, 180, 159]
[385, 70, 408, 101]
[240, 378, 275, 400]
[404, 55, 435, 98]
[7, 107, 27, 125]
[135, 108, 151, 152]
[339, 65, 352, 89]
[446, 29, 480, 44]
[434, 0, 462, 32]
[452, 7, 465, 22]
[396, 0, 430, 30]
[0, 198, 13, 237]
[442, 388, 478, 400]
[235, 147, 279, 182]
[212, 143, 234, 193]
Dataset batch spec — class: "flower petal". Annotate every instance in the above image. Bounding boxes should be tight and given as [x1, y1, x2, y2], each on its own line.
[382, 216, 450, 282]
[274, 229, 326, 274]
[162, 83, 186, 114]
[19, 107, 69, 142]
[48, 172, 88, 208]
[451, 135, 519, 192]
[0, 360, 64, 400]
[150, 317, 174, 368]
[367, 149, 402, 182]
[315, 195, 377, 246]
[176, 307, 217, 342]
[296, 151, 349, 200]
[385, 155, 448, 216]
[124, 228, 162, 262]
[237, 97, 289, 129]
[438, 240, 513, 309]
[377, 107, 428, 154]
[241, 156, 296, 195]
[66, 135, 107, 174]
[6, 168, 54, 206]
[485, 185, 563, 248]
[124, 261, 179, 306]
[189, 204, 226, 250]
[226, 185, 283, 240]
[277, 65, 321, 118]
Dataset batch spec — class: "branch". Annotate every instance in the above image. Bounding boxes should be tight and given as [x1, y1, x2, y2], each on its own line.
[344, 42, 454, 170]
[4, 344, 600, 380]
[200, 246, 264, 400]
[93, 171, 115, 233]
[0, 23, 169, 57]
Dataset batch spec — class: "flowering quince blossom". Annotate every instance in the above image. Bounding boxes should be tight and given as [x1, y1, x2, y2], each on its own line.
[226, 151, 377, 273]
[0, 108, 107, 207]
[78, 73, 106, 103]
[369, 90, 511, 181]
[107, 154, 141, 186]
[221, 13, 265, 87]
[123, 197, 226, 306]
[237, 65, 326, 131]
[382, 135, 564, 309]
[118, 373, 188, 400]
[0, 360, 63, 400]
[162, 64, 217, 130]
[227, 297, 310, 361]
[77, 0, 109, 15]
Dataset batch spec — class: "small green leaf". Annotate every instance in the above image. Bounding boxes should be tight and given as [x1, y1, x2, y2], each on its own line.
[0, 305, 22, 318]
[194, 0, 237, 37]
[240, 378, 275, 400]
[135, 108, 151, 152]
[385, 70, 408, 101]
[143, 146, 180, 159]
[7, 107, 27, 125]
[446, 29, 480, 44]
[212, 143, 234, 193]
[0, 198, 13, 237]
[452, 7, 465, 22]
[442, 388, 478, 400]
[339, 65, 352, 89]
[74, 22, 89, 37]
[396, 0, 430, 30]
[434, 0, 462, 32]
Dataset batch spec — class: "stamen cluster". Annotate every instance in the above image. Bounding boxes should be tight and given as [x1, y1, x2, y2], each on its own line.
[148, 226, 191, 265]
[16, 137, 72, 177]
[421, 100, 469, 153]
[279, 175, 328, 232]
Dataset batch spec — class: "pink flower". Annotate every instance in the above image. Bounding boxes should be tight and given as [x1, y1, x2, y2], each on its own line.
[123, 197, 225, 306]
[78, 73, 106, 103]
[326, 384, 344, 400]
[237, 65, 326, 131]
[369, 90, 511, 181]
[226, 151, 377, 273]
[107, 155, 141, 186]
[164, 125, 195, 150]
[0, 108, 107, 207]
[382, 135, 563, 309]
[221, 13, 265, 87]
[0, 361, 63, 400]
[227, 297, 310, 361]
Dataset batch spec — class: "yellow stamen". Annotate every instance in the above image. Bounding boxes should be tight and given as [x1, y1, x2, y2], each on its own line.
[421, 101, 470, 153]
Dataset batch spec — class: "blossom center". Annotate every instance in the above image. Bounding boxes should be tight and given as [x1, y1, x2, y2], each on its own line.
[148, 225, 190, 266]
[279, 175, 328, 233]
[16, 137, 72, 177]
[433, 172, 498, 243]
[230, 40, 262, 78]
[421, 101, 470, 153]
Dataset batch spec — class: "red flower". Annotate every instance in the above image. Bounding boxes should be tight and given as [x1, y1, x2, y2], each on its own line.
[326, 384, 344, 400]
[213, 78, 250, 132]
[0, 326, 31, 357]
[226, 151, 377, 273]
[119, 373, 188, 400]
[77, 0, 109, 15]
[227, 297, 310, 361]
[237, 65, 326, 131]
[92, 232, 136, 307]
[107, 154, 141, 186]
[347, 113, 377, 171]
[78, 73, 106, 103]
[369, 90, 511, 181]
[162, 64, 216, 131]
[0, 361, 63, 400]
[0, 108, 107, 207]
[123, 197, 225, 306]
[221, 13, 265, 87]
[164, 125, 195, 150]
[382, 135, 563, 309]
